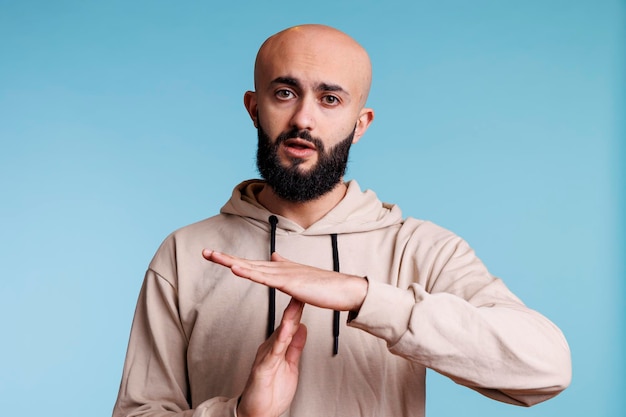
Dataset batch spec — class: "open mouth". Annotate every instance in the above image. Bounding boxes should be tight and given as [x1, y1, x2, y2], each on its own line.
[281, 138, 318, 160]
[284, 138, 317, 151]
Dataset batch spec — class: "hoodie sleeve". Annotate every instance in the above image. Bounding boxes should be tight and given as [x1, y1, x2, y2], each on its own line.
[111, 268, 239, 417]
[348, 224, 572, 406]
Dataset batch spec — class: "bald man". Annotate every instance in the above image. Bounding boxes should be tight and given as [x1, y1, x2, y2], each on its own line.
[112, 25, 571, 417]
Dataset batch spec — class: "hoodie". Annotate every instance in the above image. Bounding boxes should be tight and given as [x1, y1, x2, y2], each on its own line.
[112, 180, 571, 417]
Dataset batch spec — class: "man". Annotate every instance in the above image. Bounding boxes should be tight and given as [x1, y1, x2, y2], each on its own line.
[112, 24, 571, 417]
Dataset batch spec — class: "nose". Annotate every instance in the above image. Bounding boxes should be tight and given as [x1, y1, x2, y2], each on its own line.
[289, 96, 316, 131]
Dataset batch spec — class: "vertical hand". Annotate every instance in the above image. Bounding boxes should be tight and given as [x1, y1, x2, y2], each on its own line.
[237, 298, 308, 417]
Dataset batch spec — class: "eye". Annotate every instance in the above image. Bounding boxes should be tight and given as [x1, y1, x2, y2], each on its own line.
[321, 95, 340, 106]
[275, 89, 295, 100]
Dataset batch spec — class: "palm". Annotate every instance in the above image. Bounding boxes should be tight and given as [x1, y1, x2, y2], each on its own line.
[237, 299, 307, 417]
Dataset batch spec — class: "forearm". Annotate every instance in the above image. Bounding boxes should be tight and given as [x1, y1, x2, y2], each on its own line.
[113, 397, 238, 417]
[113, 271, 240, 417]
[349, 280, 571, 405]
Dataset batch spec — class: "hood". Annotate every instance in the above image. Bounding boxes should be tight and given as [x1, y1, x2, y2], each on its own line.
[220, 179, 404, 235]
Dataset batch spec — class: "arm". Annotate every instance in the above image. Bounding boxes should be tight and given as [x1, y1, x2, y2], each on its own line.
[112, 269, 237, 417]
[352, 232, 572, 406]
[350, 279, 571, 406]
[203, 236, 571, 407]
[113, 268, 307, 417]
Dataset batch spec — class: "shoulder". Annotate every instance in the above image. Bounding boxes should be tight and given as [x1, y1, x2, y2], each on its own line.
[147, 213, 232, 274]
[399, 217, 463, 246]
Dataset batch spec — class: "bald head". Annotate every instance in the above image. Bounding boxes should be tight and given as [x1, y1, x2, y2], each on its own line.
[254, 25, 372, 108]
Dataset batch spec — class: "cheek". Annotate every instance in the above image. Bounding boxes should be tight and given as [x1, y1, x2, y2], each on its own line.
[257, 100, 293, 126]
[324, 119, 357, 142]
[257, 110, 284, 137]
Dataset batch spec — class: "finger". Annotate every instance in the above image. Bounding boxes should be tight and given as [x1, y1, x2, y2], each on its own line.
[271, 299, 304, 356]
[230, 260, 291, 286]
[202, 249, 240, 267]
[285, 324, 307, 366]
[202, 251, 255, 282]
[271, 252, 289, 262]
[203, 251, 264, 275]
[204, 249, 275, 271]
[280, 298, 305, 329]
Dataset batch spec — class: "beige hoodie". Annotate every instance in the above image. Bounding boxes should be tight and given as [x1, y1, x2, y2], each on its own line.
[113, 180, 571, 417]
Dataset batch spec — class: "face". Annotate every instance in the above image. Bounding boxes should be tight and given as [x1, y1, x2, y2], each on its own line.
[256, 122, 355, 202]
[244, 25, 374, 201]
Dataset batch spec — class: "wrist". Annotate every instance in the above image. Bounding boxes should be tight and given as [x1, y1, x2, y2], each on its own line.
[348, 275, 369, 312]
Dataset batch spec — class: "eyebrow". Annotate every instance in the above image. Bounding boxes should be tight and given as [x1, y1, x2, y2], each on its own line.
[271, 76, 349, 96]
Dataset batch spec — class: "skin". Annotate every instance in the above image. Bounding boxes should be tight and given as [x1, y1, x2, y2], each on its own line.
[202, 24, 374, 417]
[236, 298, 307, 417]
[245, 24, 374, 228]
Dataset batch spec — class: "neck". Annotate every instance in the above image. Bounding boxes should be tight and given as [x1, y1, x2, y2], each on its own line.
[257, 181, 348, 229]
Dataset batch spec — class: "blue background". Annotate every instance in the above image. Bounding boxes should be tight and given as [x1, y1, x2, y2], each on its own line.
[1, 1, 623, 416]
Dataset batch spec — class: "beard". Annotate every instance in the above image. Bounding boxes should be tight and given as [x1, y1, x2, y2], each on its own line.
[256, 123, 355, 203]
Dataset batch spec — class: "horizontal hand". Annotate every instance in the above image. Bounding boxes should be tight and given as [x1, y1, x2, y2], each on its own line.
[202, 250, 368, 312]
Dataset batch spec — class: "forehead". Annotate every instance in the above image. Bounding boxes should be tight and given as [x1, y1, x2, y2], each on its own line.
[255, 31, 368, 96]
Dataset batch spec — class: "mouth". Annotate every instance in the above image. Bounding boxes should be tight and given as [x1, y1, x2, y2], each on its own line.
[281, 138, 318, 160]
[283, 138, 317, 151]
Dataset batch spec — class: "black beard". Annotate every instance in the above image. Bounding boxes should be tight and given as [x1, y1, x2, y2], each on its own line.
[256, 124, 354, 202]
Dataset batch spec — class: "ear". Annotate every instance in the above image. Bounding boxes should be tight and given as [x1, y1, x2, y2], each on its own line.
[352, 107, 375, 144]
[243, 91, 258, 128]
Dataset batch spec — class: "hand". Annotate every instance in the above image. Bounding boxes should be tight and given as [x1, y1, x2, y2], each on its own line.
[202, 250, 368, 312]
[237, 298, 307, 417]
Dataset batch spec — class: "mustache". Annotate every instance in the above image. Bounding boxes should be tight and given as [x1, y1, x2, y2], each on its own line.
[274, 128, 325, 152]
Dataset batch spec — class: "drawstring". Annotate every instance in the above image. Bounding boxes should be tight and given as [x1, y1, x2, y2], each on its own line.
[265, 215, 341, 355]
[267, 215, 278, 339]
[330, 234, 340, 356]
